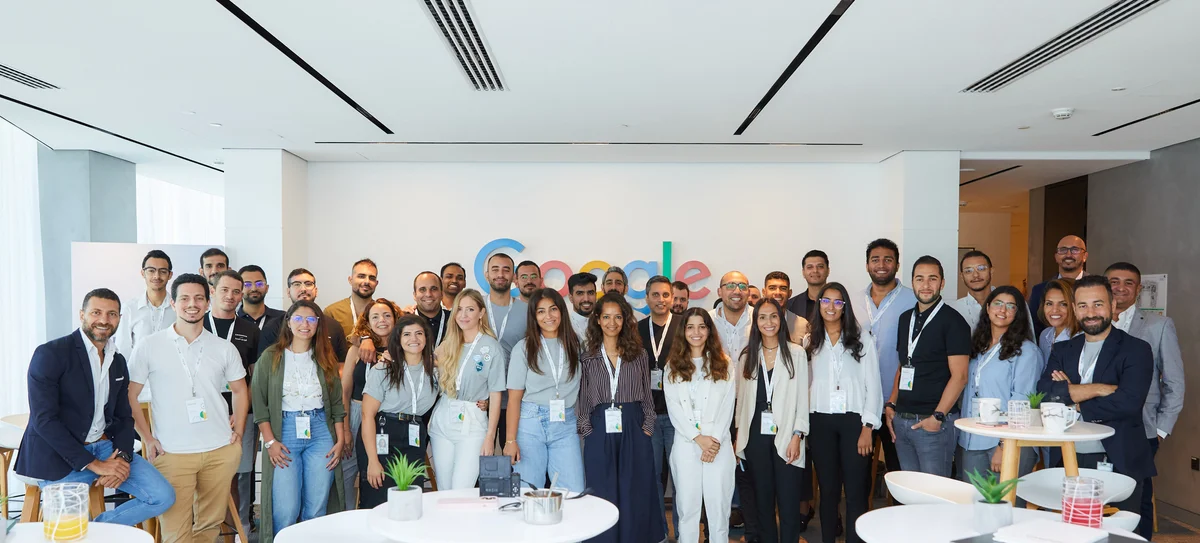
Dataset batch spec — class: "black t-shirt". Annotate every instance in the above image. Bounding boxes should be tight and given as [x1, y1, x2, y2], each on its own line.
[638, 314, 681, 415]
[204, 313, 261, 411]
[787, 293, 818, 323]
[895, 300, 971, 414]
[420, 308, 452, 346]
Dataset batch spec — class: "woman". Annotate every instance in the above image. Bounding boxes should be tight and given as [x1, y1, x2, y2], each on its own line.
[340, 298, 402, 509]
[735, 298, 811, 543]
[358, 315, 438, 508]
[577, 294, 663, 543]
[959, 286, 1041, 482]
[429, 289, 505, 489]
[806, 284, 880, 543]
[252, 301, 346, 543]
[1038, 279, 1081, 370]
[504, 288, 585, 492]
[664, 308, 737, 543]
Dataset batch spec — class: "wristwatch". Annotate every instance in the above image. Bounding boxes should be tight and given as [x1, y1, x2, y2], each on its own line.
[265, 439, 277, 449]
[884, 402, 898, 412]
[864, 423, 875, 429]
[792, 430, 805, 438]
[932, 411, 946, 423]
[114, 449, 133, 463]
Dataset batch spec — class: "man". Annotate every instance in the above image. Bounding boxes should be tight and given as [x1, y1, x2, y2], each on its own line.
[128, 274, 249, 543]
[236, 264, 285, 334]
[514, 260, 543, 303]
[198, 248, 229, 286]
[413, 270, 453, 346]
[16, 289, 174, 526]
[440, 262, 467, 310]
[484, 253, 529, 444]
[1038, 275, 1155, 525]
[884, 256, 971, 477]
[568, 272, 597, 340]
[1029, 235, 1088, 335]
[763, 271, 812, 342]
[602, 266, 629, 296]
[788, 249, 829, 322]
[325, 258, 378, 334]
[747, 285, 762, 306]
[857, 239, 917, 474]
[1106, 262, 1184, 539]
[202, 270, 262, 537]
[709, 271, 753, 363]
[953, 250, 994, 332]
[259, 268, 350, 360]
[638, 276, 684, 541]
[116, 250, 177, 358]
[671, 280, 690, 315]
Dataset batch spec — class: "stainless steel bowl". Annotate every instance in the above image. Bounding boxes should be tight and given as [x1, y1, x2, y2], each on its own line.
[521, 489, 564, 525]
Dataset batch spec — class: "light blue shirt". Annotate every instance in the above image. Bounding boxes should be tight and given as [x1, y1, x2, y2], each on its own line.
[958, 340, 1041, 450]
[1037, 327, 1074, 375]
[855, 281, 918, 403]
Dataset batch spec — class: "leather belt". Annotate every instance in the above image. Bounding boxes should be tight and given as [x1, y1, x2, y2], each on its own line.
[84, 433, 110, 445]
[380, 412, 422, 424]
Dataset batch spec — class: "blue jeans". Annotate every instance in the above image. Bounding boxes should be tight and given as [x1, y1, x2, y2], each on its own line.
[40, 439, 175, 526]
[512, 402, 585, 492]
[650, 412, 679, 540]
[273, 409, 336, 533]
[893, 412, 959, 477]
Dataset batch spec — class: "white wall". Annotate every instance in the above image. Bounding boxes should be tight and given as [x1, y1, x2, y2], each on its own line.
[957, 212, 1012, 298]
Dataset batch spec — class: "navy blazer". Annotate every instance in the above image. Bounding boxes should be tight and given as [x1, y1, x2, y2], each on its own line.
[15, 330, 135, 481]
[1036, 328, 1155, 480]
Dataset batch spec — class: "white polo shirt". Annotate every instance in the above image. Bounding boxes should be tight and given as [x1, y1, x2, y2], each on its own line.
[129, 325, 246, 454]
[115, 293, 176, 358]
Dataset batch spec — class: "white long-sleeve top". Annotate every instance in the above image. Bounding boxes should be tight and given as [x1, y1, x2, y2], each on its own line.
[809, 332, 883, 429]
[663, 357, 737, 445]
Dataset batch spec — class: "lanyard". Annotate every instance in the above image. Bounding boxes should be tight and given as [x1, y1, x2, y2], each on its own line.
[174, 336, 205, 397]
[760, 348, 780, 410]
[404, 364, 426, 414]
[148, 300, 168, 332]
[687, 369, 705, 412]
[717, 305, 747, 357]
[827, 333, 845, 391]
[905, 300, 945, 365]
[973, 343, 1002, 396]
[436, 309, 448, 343]
[864, 285, 900, 329]
[454, 334, 482, 397]
[541, 340, 566, 398]
[207, 312, 235, 342]
[1079, 342, 1103, 384]
[648, 314, 672, 362]
[600, 343, 622, 406]
[486, 298, 511, 340]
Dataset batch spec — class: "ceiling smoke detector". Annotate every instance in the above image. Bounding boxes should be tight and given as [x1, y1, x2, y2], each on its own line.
[1052, 108, 1075, 120]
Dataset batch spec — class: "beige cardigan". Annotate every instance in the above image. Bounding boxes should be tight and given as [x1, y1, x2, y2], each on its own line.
[734, 341, 810, 467]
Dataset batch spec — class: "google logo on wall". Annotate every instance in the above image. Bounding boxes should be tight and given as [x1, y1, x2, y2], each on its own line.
[473, 238, 712, 314]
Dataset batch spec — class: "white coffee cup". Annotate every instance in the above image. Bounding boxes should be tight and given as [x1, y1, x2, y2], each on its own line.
[978, 398, 1003, 424]
[1040, 402, 1078, 433]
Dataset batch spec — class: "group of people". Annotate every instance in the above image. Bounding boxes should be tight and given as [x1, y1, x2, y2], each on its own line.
[15, 235, 1181, 543]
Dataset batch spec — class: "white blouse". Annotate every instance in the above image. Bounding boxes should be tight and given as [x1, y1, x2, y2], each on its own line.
[809, 332, 883, 428]
[282, 349, 325, 412]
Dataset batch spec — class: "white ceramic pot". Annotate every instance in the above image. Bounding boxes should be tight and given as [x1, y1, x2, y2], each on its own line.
[1030, 408, 1042, 426]
[973, 500, 1013, 534]
[388, 485, 423, 521]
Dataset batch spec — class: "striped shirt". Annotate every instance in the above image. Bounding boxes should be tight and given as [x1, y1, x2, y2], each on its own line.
[576, 345, 656, 437]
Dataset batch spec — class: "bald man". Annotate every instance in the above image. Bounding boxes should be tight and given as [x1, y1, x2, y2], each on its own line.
[1028, 235, 1087, 335]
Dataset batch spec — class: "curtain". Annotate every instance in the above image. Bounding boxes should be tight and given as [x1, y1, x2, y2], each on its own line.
[136, 174, 225, 245]
[0, 119, 46, 418]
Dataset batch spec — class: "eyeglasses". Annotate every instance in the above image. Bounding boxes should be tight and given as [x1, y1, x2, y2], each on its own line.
[721, 282, 749, 291]
[989, 301, 1018, 312]
[243, 280, 266, 289]
[1055, 246, 1085, 255]
[142, 267, 171, 276]
[819, 297, 846, 309]
[290, 316, 320, 324]
[289, 280, 316, 289]
[962, 264, 989, 274]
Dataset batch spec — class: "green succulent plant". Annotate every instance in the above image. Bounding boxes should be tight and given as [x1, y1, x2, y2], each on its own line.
[1026, 391, 1046, 409]
[967, 469, 1021, 504]
[384, 453, 427, 491]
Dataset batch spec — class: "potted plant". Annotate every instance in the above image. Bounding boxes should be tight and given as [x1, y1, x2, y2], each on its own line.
[967, 469, 1021, 534]
[1027, 391, 1046, 426]
[384, 454, 427, 521]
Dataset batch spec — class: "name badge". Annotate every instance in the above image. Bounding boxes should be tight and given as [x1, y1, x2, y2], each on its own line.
[899, 366, 916, 391]
[185, 397, 208, 424]
[692, 409, 702, 432]
[408, 423, 421, 447]
[550, 399, 566, 422]
[1097, 461, 1114, 473]
[760, 410, 777, 435]
[604, 407, 622, 434]
[376, 433, 389, 453]
[830, 389, 848, 414]
[650, 369, 664, 391]
[296, 415, 311, 439]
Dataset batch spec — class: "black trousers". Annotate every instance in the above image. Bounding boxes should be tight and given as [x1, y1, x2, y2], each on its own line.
[743, 431, 808, 543]
[1137, 437, 1158, 540]
[355, 414, 429, 509]
[810, 413, 871, 543]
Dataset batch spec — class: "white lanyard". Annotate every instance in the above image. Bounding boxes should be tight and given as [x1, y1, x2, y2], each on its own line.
[454, 335, 482, 397]
[149, 301, 168, 332]
[973, 343, 1003, 396]
[486, 298, 511, 340]
[541, 340, 566, 398]
[207, 312, 235, 342]
[600, 343, 622, 406]
[436, 309, 448, 343]
[760, 348, 780, 409]
[404, 364, 426, 414]
[827, 334, 845, 390]
[174, 336, 205, 397]
[905, 300, 945, 365]
[648, 314, 672, 361]
[864, 286, 900, 329]
[1079, 342, 1103, 384]
[717, 306, 747, 357]
[687, 373, 704, 411]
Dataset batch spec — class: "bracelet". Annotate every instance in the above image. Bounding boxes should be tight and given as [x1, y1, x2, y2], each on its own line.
[505, 440, 517, 445]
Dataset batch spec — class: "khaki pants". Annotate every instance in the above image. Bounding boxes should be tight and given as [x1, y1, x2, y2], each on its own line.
[152, 443, 241, 543]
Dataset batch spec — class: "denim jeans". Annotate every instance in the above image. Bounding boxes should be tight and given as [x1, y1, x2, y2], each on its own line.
[512, 402, 585, 492]
[273, 408, 336, 533]
[340, 399, 362, 510]
[650, 412, 679, 540]
[893, 412, 958, 477]
[40, 439, 175, 526]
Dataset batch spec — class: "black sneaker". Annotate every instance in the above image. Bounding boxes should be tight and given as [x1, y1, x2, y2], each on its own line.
[729, 507, 745, 529]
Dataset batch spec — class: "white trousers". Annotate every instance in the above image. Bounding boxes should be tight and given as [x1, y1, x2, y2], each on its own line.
[669, 436, 735, 543]
[428, 399, 488, 490]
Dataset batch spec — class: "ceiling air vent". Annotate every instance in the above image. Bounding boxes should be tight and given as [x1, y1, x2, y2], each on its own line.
[0, 63, 58, 89]
[961, 0, 1167, 93]
[424, 0, 505, 91]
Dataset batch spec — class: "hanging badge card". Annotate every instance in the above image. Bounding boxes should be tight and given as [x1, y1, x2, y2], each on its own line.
[899, 365, 916, 391]
[408, 423, 421, 447]
[830, 389, 848, 414]
[760, 411, 777, 435]
[185, 397, 208, 424]
[650, 369, 664, 391]
[550, 399, 566, 422]
[376, 433, 389, 453]
[604, 407, 622, 433]
[296, 415, 312, 439]
[692, 409, 702, 432]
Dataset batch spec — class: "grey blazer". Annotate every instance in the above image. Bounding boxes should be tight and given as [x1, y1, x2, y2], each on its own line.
[1127, 311, 1185, 438]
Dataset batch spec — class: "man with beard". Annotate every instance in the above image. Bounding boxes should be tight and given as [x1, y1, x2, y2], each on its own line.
[788, 249, 830, 322]
[326, 258, 378, 335]
[885, 256, 971, 477]
[638, 276, 684, 541]
[952, 250, 994, 332]
[485, 253, 529, 445]
[259, 268, 349, 360]
[602, 266, 629, 296]
[709, 271, 753, 360]
[1106, 262, 1183, 539]
[17, 288, 175, 526]
[857, 238, 917, 475]
[198, 248, 229, 286]
[1029, 235, 1088, 336]
[116, 250, 177, 358]
[763, 271, 812, 343]
[1039, 275, 1155, 522]
[747, 285, 762, 307]
[671, 280, 690, 315]
[236, 264, 285, 337]
[515, 260, 543, 304]
[568, 272, 597, 340]
[128, 274, 249, 543]
[440, 262, 467, 310]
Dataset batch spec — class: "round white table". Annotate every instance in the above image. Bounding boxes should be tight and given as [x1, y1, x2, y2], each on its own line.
[7, 522, 154, 542]
[857, 504, 1144, 542]
[955, 417, 1113, 505]
[274, 488, 619, 543]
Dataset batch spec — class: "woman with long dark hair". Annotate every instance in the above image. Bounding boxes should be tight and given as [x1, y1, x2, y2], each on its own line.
[577, 294, 662, 543]
[664, 308, 736, 543]
[357, 315, 438, 508]
[252, 300, 346, 543]
[339, 298, 402, 508]
[806, 283, 880, 543]
[503, 288, 585, 492]
[959, 286, 1041, 481]
[734, 298, 810, 543]
[1037, 279, 1081, 370]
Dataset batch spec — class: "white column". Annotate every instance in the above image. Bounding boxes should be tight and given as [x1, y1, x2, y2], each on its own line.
[882, 151, 961, 297]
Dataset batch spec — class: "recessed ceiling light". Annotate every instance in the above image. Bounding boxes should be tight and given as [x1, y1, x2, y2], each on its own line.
[214, 160, 224, 165]
[960, 168, 976, 172]
[1111, 86, 1127, 92]
[1018, 126, 1031, 130]
[209, 122, 223, 128]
